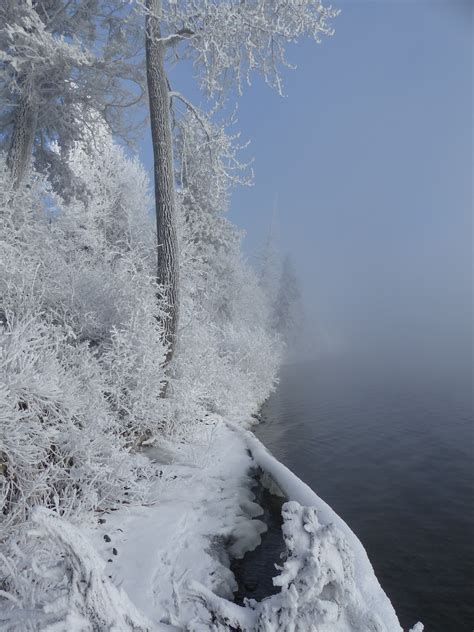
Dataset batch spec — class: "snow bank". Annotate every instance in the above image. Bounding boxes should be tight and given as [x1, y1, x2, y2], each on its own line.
[239, 425, 402, 628]
[1, 421, 422, 632]
[84, 423, 268, 629]
[188, 422, 423, 631]
[226, 423, 423, 632]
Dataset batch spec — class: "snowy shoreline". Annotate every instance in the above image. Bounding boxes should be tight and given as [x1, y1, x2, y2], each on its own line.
[0, 412, 424, 631]
[23, 422, 425, 629]
[97, 418, 423, 631]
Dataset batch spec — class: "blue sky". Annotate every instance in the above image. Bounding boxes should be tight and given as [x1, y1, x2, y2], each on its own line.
[139, 0, 472, 372]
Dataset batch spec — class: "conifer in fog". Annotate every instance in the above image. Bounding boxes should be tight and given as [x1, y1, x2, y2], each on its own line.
[274, 254, 304, 350]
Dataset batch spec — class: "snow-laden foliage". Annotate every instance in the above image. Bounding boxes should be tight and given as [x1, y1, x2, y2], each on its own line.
[0, 0, 144, 188]
[0, 116, 281, 622]
[140, 0, 339, 99]
[0, 141, 167, 527]
[175, 111, 252, 217]
[171, 114, 281, 426]
[0, 312, 148, 533]
[0, 507, 152, 631]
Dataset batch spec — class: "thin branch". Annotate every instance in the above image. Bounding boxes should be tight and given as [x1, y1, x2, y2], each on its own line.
[169, 91, 210, 141]
[162, 28, 195, 48]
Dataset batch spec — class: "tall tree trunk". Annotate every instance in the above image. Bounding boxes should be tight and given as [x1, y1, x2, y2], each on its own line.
[6, 91, 38, 187]
[145, 0, 179, 367]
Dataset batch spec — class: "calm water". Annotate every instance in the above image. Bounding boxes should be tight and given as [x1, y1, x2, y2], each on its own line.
[254, 359, 473, 631]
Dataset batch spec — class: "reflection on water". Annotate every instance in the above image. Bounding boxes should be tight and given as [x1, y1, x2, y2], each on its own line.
[255, 359, 473, 631]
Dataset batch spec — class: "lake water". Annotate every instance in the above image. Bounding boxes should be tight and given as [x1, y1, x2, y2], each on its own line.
[253, 358, 473, 631]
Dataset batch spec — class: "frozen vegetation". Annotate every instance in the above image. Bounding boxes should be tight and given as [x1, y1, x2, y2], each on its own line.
[0, 138, 278, 627]
[0, 140, 422, 631]
[0, 1, 423, 630]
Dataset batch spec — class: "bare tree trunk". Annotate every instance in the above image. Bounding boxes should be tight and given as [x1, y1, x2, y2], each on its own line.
[6, 91, 38, 187]
[145, 0, 179, 367]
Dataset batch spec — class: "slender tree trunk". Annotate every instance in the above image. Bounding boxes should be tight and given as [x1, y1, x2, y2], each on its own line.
[6, 91, 38, 187]
[145, 0, 179, 367]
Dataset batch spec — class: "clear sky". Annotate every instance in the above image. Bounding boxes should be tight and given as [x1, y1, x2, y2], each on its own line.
[140, 0, 472, 375]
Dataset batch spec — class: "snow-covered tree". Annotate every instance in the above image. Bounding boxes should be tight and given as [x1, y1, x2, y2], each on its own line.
[171, 112, 280, 424]
[145, 0, 179, 368]
[0, 0, 144, 188]
[258, 203, 282, 309]
[274, 254, 304, 351]
[142, 0, 338, 101]
[142, 0, 338, 366]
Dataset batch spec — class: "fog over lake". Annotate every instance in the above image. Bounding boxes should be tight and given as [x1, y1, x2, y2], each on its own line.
[223, 0, 472, 377]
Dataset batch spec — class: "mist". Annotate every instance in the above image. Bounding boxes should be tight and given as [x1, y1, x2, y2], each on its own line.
[223, 0, 472, 380]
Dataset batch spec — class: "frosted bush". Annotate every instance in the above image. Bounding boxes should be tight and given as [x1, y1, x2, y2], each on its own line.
[100, 280, 168, 442]
[173, 187, 281, 429]
[0, 312, 149, 538]
[0, 148, 162, 527]
[0, 508, 152, 631]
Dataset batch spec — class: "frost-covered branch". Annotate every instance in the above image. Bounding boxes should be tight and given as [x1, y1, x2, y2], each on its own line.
[0, 0, 146, 187]
[138, 0, 339, 100]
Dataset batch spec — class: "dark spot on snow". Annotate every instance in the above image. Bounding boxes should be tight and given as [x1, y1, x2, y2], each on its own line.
[104, 534, 111, 542]
[107, 559, 113, 563]
[98, 518, 106, 524]
[112, 548, 118, 556]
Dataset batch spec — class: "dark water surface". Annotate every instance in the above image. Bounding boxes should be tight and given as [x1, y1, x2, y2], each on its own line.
[232, 482, 285, 604]
[254, 359, 473, 631]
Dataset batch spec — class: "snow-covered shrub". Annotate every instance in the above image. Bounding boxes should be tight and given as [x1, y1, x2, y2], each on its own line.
[99, 283, 168, 441]
[255, 502, 384, 631]
[0, 141, 165, 530]
[0, 141, 166, 618]
[0, 312, 147, 537]
[170, 115, 281, 430]
[64, 133, 154, 257]
[0, 508, 152, 631]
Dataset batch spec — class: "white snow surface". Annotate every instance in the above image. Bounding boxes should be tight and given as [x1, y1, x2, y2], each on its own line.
[3, 418, 422, 631]
[83, 419, 421, 632]
[85, 420, 266, 629]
